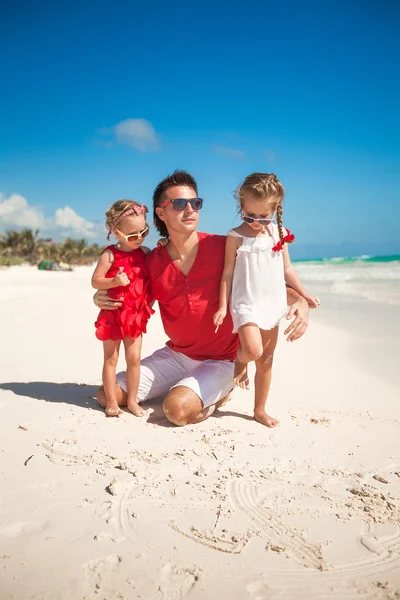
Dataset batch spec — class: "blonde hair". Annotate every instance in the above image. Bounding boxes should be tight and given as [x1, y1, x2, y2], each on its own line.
[235, 173, 291, 245]
[105, 199, 148, 235]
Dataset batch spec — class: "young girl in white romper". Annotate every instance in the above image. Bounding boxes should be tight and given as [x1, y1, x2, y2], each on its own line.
[213, 173, 319, 428]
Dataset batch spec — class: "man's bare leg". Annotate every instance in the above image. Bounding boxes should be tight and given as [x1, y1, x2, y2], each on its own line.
[163, 386, 220, 426]
[233, 357, 250, 390]
[215, 390, 233, 409]
[96, 384, 127, 411]
[97, 384, 231, 425]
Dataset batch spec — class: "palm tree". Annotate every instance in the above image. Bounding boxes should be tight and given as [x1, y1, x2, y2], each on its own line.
[36, 239, 60, 262]
[0, 230, 24, 256]
[17, 228, 40, 263]
[0, 228, 103, 265]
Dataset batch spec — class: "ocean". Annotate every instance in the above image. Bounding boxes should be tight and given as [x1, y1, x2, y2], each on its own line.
[293, 255, 400, 306]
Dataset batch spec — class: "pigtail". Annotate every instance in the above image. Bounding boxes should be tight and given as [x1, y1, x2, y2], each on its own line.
[276, 203, 285, 241]
[277, 203, 293, 246]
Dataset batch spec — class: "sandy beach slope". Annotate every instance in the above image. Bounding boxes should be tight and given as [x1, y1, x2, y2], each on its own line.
[0, 266, 399, 599]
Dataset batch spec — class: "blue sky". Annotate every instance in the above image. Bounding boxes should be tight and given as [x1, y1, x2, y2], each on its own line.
[1, 0, 399, 258]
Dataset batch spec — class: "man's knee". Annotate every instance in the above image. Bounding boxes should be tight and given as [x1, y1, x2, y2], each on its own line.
[163, 397, 191, 426]
[162, 387, 202, 427]
[96, 384, 127, 408]
[96, 386, 106, 408]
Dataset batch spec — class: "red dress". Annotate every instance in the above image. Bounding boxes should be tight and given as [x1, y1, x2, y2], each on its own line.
[95, 246, 154, 341]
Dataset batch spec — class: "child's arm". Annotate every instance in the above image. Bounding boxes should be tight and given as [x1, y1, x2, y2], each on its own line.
[91, 250, 130, 290]
[213, 235, 241, 326]
[282, 242, 320, 308]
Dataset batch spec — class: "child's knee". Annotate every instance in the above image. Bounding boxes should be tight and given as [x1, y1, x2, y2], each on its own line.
[126, 356, 141, 368]
[104, 354, 119, 367]
[240, 343, 263, 362]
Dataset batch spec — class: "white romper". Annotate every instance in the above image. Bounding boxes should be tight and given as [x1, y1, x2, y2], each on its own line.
[228, 226, 288, 333]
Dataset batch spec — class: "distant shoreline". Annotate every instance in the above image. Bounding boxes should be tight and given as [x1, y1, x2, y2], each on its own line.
[293, 253, 400, 264]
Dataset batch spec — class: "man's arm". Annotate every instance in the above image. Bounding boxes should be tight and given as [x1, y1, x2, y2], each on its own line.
[284, 286, 309, 342]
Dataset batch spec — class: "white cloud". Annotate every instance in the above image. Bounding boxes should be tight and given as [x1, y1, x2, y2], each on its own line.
[99, 118, 160, 152]
[0, 193, 45, 230]
[54, 206, 97, 238]
[214, 145, 246, 160]
[0, 193, 102, 241]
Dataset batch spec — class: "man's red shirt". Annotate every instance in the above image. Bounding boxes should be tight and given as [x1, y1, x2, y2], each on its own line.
[145, 232, 239, 362]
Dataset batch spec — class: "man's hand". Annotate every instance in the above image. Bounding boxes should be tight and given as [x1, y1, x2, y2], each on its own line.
[93, 290, 123, 310]
[284, 297, 309, 342]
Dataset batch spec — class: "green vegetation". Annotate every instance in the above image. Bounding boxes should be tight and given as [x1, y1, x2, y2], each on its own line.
[0, 256, 25, 266]
[0, 229, 103, 266]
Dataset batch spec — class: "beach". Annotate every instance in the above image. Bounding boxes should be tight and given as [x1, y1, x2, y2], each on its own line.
[0, 263, 399, 600]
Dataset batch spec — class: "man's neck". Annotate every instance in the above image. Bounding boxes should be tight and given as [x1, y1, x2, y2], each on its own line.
[167, 230, 199, 260]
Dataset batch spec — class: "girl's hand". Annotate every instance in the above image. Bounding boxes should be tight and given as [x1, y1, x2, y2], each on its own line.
[305, 295, 320, 308]
[213, 308, 226, 326]
[157, 237, 170, 248]
[112, 267, 130, 287]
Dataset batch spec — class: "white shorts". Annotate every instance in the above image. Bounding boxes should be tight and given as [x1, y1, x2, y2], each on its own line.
[116, 346, 234, 408]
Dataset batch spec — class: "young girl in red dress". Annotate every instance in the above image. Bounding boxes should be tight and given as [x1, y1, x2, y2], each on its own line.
[92, 200, 154, 417]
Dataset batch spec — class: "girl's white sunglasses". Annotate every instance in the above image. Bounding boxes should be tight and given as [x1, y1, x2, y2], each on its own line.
[241, 214, 276, 225]
[115, 225, 149, 242]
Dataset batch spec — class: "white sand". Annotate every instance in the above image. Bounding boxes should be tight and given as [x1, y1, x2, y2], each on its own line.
[0, 265, 399, 600]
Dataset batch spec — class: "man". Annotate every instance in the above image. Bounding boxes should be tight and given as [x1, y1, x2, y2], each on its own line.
[95, 170, 309, 426]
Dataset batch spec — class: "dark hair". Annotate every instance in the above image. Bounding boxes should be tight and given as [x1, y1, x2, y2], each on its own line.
[152, 170, 198, 237]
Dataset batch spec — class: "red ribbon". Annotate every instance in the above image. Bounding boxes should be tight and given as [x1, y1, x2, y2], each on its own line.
[272, 229, 295, 252]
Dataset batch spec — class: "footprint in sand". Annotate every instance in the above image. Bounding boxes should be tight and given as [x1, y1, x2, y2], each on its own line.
[82, 553, 122, 599]
[1, 519, 50, 537]
[246, 580, 270, 599]
[153, 563, 199, 600]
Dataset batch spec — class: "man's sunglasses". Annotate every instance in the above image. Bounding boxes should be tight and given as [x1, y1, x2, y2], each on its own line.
[116, 225, 149, 242]
[161, 198, 203, 211]
[241, 214, 275, 226]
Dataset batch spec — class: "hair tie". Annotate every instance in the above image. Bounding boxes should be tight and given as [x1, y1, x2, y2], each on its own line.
[272, 229, 295, 252]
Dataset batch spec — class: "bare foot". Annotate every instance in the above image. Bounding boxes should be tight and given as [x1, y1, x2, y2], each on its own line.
[105, 404, 123, 417]
[233, 359, 249, 390]
[254, 410, 279, 428]
[127, 402, 146, 417]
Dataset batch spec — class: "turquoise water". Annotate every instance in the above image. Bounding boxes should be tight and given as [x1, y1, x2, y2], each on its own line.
[293, 255, 400, 305]
[293, 254, 400, 265]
